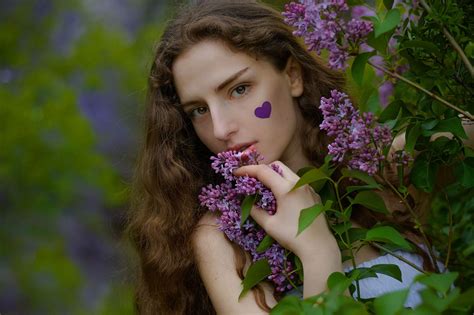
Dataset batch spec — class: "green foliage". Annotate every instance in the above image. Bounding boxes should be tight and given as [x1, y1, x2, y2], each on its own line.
[239, 259, 272, 299]
[297, 201, 332, 236]
[352, 191, 388, 214]
[374, 8, 401, 38]
[241, 194, 257, 226]
[373, 289, 409, 315]
[428, 182, 474, 291]
[1, 0, 173, 313]
[256, 234, 275, 253]
[365, 226, 411, 251]
[273, 0, 474, 312]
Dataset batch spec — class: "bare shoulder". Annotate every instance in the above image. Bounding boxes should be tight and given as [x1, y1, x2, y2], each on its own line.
[192, 213, 225, 252]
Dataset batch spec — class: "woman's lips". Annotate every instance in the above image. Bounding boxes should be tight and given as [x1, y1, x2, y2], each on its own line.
[228, 142, 257, 152]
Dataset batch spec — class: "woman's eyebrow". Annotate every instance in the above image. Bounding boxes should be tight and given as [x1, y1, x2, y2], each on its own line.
[215, 67, 249, 92]
[180, 67, 250, 107]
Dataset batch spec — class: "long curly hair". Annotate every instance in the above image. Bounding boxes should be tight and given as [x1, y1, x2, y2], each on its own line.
[126, 0, 418, 314]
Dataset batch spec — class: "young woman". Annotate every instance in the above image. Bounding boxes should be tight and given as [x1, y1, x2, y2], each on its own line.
[128, 1, 442, 314]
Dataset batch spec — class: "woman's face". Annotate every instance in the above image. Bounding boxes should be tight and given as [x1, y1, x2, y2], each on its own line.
[172, 40, 309, 170]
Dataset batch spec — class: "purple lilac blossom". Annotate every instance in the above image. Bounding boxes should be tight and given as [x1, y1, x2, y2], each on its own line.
[319, 90, 394, 175]
[393, 150, 413, 166]
[199, 150, 301, 292]
[283, 0, 373, 70]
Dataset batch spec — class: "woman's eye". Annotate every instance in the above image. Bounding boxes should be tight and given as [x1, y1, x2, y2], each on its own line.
[189, 106, 208, 118]
[230, 85, 250, 98]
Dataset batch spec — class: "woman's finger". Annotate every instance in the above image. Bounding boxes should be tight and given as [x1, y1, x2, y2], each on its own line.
[234, 164, 291, 197]
[269, 161, 300, 183]
[249, 205, 271, 231]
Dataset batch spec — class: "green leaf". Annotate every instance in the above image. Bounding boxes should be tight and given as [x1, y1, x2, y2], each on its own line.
[341, 169, 381, 188]
[300, 161, 336, 193]
[240, 194, 257, 226]
[421, 118, 438, 130]
[465, 146, 474, 157]
[379, 100, 402, 123]
[327, 272, 352, 293]
[294, 255, 304, 282]
[348, 267, 378, 281]
[366, 88, 382, 114]
[352, 52, 376, 86]
[367, 31, 390, 52]
[383, 0, 394, 9]
[365, 226, 411, 250]
[405, 123, 421, 155]
[297, 202, 326, 236]
[401, 40, 442, 58]
[416, 272, 458, 294]
[373, 289, 409, 315]
[410, 153, 438, 193]
[346, 184, 380, 194]
[375, 9, 401, 38]
[452, 287, 474, 307]
[292, 168, 329, 191]
[371, 264, 402, 282]
[431, 117, 468, 139]
[352, 190, 389, 214]
[457, 158, 474, 188]
[256, 235, 274, 253]
[465, 41, 474, 58]
[239, 259, 271, 299]
[348, 228, 367, 243]
[270, 295, 303, 315]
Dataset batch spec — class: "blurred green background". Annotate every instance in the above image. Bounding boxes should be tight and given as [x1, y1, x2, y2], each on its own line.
[0, 0, 172, 313]
[0, 0, 286, 314]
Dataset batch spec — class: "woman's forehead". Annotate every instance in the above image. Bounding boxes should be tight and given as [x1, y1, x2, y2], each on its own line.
[172, 40, 263, 101]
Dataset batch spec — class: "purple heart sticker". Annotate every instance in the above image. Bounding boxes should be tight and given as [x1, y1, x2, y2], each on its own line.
[254, 101, 272, 119]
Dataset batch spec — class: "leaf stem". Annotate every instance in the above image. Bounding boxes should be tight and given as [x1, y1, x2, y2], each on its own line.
[283, 254, 303, 294]
[419, 0, 474, 78]
[371, 242, 427, 274]
[367, 61, 474, 120]
[334, 182, 361, 300]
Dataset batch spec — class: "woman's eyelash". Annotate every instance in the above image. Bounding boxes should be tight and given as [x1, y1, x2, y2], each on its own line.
[186, 106, 208, 118]
[230, 84, 251, 98]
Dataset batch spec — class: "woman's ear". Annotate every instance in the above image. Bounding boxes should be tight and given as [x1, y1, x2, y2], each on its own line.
[285, 57, 304, 97]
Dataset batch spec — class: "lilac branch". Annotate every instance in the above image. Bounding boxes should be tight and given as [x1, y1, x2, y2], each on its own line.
[368, 61, 474, 121]
[370, 243, 427, 274]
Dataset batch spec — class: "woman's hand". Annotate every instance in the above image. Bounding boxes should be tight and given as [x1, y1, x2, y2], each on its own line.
[233, 161, 337, 260]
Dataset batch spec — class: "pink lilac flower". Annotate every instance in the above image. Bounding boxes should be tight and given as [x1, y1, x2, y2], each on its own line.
[199, 149, 301, 292]
[283, 0, 373, 70]
[319, 89, 394, 175]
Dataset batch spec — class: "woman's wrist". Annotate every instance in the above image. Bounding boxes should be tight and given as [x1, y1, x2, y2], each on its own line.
[298, 239, 341, 267]
[296, 236, 342, 297]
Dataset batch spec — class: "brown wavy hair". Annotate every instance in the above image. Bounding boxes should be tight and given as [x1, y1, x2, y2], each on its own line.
[126, 1, 422, 314]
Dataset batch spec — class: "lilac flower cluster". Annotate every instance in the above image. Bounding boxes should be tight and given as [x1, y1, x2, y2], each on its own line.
[283, 0, 373, 70]
[319, 90, 393, 175]
[199, 149, 299, 292]
[392, 150, 413, 166]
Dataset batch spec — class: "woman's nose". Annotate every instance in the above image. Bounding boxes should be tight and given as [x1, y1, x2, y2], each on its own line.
[210, 104, 238, 141]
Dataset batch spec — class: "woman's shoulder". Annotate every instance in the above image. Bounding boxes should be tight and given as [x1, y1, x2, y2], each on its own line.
[192, 212, 230, 256]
